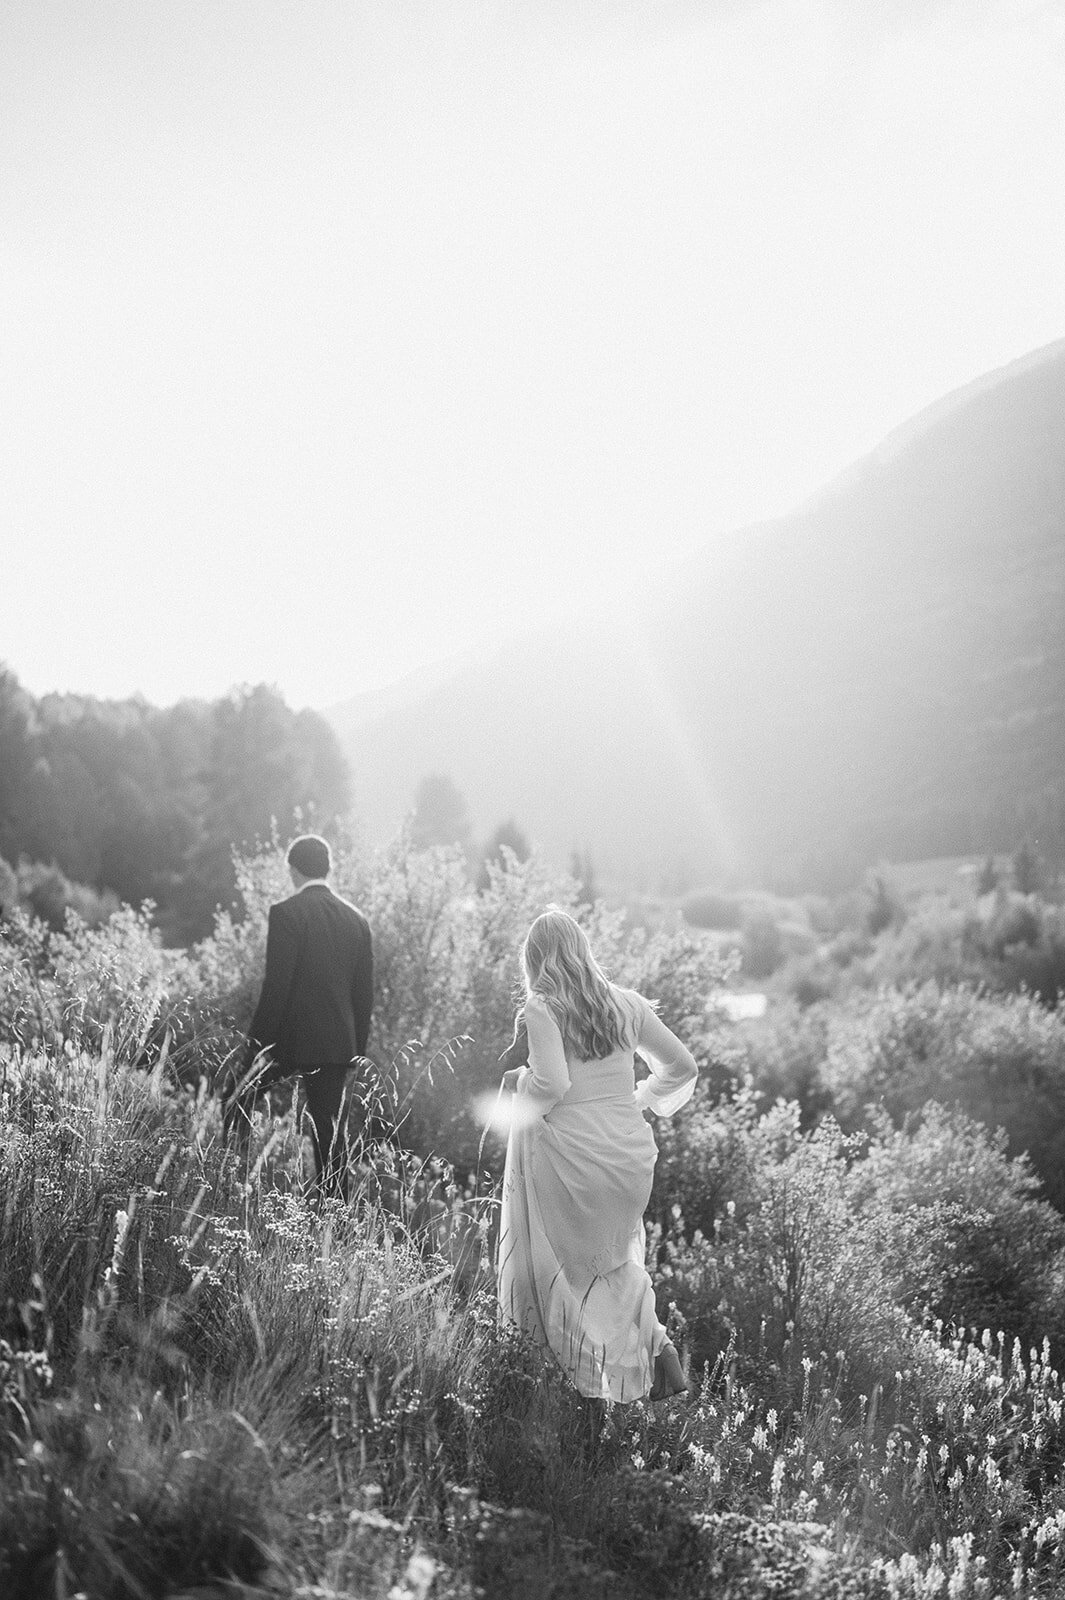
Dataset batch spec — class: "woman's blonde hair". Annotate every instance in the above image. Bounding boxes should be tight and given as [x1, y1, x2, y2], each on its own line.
[521, 906, 630, 1060]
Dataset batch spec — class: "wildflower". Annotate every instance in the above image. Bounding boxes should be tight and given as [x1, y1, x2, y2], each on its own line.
[923, 1559, 946, 1595]
[104, 1207, 132, 1291]
[387, 1549, 437, 1600]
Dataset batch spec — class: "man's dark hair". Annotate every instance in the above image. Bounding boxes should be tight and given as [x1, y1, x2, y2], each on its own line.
[287, 834, 332, 879]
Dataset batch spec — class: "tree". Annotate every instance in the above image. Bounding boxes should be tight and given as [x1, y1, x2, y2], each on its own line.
[741, 912, 784, 979]
[865, 868, 905, 937]
[178, 684, 351, 940]
[0, 670, 352, 944]
[0, 665, 39, 863]
[409, 774, 472, 856]
[977, 855, 999, 896]
[1013, 841, 1043, 896]
[477, 818, 530, 890]
[0, 855, 16, 917]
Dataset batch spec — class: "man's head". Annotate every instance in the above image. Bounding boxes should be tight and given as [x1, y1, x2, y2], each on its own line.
[287, 833, 332, 886]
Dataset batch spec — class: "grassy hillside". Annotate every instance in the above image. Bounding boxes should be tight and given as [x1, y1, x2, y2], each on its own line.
[9, 1033, 1065, 1598]
[7, 839, 1065, 1594]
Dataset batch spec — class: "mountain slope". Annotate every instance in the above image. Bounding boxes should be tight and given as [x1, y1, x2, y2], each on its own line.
[327, 341, 1065, 891]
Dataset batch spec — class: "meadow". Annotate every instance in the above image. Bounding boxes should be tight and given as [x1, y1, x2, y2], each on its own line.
[5, 838, 1065, 1597]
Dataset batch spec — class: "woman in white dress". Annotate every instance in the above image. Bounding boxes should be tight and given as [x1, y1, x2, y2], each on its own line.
[496, 907, 698, 1403]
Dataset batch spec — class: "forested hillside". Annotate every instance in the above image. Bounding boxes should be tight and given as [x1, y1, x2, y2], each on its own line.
[0, 670, 349, 942]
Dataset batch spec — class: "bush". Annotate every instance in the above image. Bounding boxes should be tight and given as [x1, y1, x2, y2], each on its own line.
[864, 870, 905, 938]
[848, 1104, 1065, 1355]
[1, 836, 729, 1182]
[16, 827, 1065, 1595]
[0, 856, 16, 916]
[650, 1080, 765, 1247]
[787, 959, 839, 1009]
[682, 890, 743, 930]
[10, 980, 1065, 1594]
[741, 914, 784, 980]
[734, 1002, 835, 1125]
[0, 903, 178, 1063]
[842, 892, 1065, 1008]
[653, 1081, 1065, 1406]
[16, 858, 120, 932]
[658, 1106, 915, 1404]
[817, 983, 1065, 1209]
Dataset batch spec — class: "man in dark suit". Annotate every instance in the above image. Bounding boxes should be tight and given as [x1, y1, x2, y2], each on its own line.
[223, 833, 373, 1198]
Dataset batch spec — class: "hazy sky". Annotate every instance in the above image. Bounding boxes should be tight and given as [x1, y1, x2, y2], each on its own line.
[3, 0, 1063, 710]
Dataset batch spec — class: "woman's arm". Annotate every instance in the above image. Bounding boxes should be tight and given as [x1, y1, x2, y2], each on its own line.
[632, 1000, 698, 1118]
[515, 992, 571, 1114]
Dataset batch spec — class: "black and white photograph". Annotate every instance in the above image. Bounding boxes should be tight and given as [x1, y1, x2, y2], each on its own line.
[2, 2, 1065, 1595]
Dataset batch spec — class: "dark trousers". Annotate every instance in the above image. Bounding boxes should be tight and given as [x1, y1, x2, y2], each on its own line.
[226, 1059, 356, 1200]
[301, 1065, 353, 1199]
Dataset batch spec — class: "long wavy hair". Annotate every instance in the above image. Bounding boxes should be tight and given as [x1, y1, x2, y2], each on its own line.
[521, 907, 630, 1060]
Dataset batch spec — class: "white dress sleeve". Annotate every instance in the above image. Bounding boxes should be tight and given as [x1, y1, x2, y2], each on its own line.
[630, 995, 698, 1118]
[517, 993, 571, 1115]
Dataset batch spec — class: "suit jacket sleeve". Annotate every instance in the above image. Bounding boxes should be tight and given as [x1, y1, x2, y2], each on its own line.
[246, 903, 300, 1065]
[352, 920, 374, 1057]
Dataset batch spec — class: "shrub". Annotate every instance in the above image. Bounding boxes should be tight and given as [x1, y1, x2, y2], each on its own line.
[0, 901, 213, 1073]
[849, 892, 1065, 1008]
[11, 1002, 1065, 1594]
[650, 1079, 765, 1247]
[184, 838, 728, 1176]
[848, 1104, 1065, 1355]
[864, 870, 905, 938]
[653, 1081, 1065, 1417]
[654, 1101, 915, 1407]
[818, 983, 1065, 1208]
[18, 828, 1065, 1595]
[2, 831, 730, 1182]
[738, 1000, 835, 1124]
[682, 889, 743, 930]
[741, 914, 784, 979]
[787, 959, 839, 1009]
[15, 858, 120, 932]
[0, 855, 16, 916]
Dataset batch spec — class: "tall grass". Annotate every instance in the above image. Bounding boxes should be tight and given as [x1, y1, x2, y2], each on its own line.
[8, 1034, 1065, 1598]
[9, 840, 1065, 1597]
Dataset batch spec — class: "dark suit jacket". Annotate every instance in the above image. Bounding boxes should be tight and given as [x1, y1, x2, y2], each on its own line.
[245, 884, 373, 1076]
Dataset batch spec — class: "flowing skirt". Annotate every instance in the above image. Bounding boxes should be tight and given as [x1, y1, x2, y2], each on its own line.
[497, 1097, 668, 1401]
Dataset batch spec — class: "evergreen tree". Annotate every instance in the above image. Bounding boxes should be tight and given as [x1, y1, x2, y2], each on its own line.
[1013, 842, 1043, 896]
[410, 773, 472, 856]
